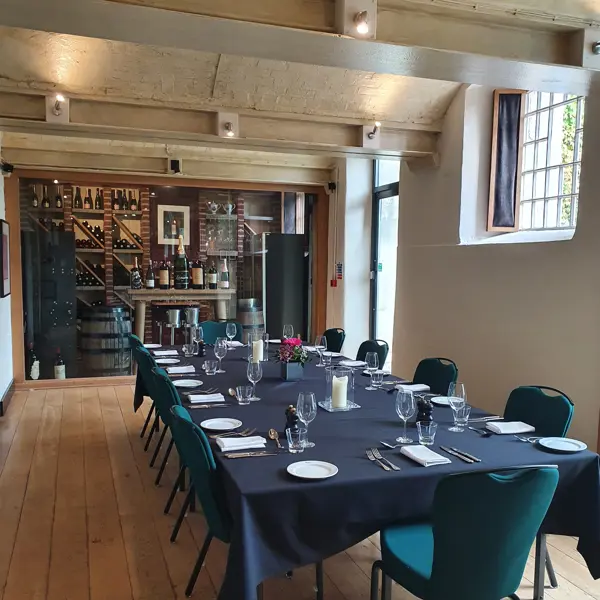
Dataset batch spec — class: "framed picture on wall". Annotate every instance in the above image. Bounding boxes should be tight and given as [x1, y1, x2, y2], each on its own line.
[157, 204, 190, 246]
[1, 219, 9, 297]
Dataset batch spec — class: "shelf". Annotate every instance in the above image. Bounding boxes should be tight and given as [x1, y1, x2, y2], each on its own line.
[76, 248, 104, 253]
[30, 208, 64, 215]
[111, 215, 143, 250]
[206, 214, 238, 220]
[113, 210, 142, 218]
[114, 285, 130, 291]
[113, 248, 143, 253]
[244, 216, 274, 222]
[73, 209, 104, 216]
[76, 256, 105, 286]
[76, 286, 105, 291]
[206, 250, 238, 257]
[72, 215, 105, 249]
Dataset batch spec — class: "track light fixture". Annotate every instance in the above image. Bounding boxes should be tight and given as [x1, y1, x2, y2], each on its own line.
[53, 94, 65, 116]
[354, 11, 369, 35]
[367, 121, 381, 139]
[224, 122, 235, 137]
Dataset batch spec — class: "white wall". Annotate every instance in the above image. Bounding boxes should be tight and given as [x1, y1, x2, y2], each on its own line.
[0, 148, 13, 398]
[394, 83, 600, 448]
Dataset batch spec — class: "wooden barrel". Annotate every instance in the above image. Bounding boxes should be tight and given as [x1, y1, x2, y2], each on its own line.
[237, 298, 264, 343]
[80, 307, 132, 377]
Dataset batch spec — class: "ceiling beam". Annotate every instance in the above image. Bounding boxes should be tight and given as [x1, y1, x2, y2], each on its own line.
[0, 0, 594, 94]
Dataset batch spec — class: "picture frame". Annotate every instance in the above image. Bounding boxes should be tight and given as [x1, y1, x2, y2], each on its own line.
[1, 219, 9, 298]
[157, 204, 190, 246]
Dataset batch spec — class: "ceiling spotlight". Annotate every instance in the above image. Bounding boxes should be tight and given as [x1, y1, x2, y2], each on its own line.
[224, 122, 235, 138]
[53, 93, 65, 116]
[367, 121, 381, 139]
[354, 11, 369, 35]
[53, 179, 59, 184]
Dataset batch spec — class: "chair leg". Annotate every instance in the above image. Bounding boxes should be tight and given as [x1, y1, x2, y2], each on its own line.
[164, 467, 185, 514]
[533, 532, 547, 600]
[149, 425, 168, 467]
[508, 595, 521, 600]
[546, 552, 559, 589]
[315, 561, 324, 600]
[140, 401, 155, 438]
[144, 413, 160, 452]
[171, 488, 193, 543]
[155, 438, 174, 486]
[370, 560, 382, 600]
[256, 582, 264, 600]
[382, 573, 392, 600]
[185, 532, 213, 597]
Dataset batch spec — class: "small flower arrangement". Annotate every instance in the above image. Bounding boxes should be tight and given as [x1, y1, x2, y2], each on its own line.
[277, 337, 309, 366]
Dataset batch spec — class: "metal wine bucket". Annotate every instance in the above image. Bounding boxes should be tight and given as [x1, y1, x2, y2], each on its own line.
[166, 309, 182, 328]
[184, 307, 200, 326]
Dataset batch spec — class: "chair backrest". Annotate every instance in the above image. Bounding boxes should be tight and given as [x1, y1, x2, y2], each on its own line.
[429, 466, 559, 600]
[129, 333, 144, 351]
[356, 339, 389, 366]
[200, 321, 243, 344]
[412, 358, 458, 395]
[133, 345, 158, 398]
[323, 328, 346, 353]
[503, 386, 574, 437]
[170, 405, 231, 543]
[149, 367, 182, 428]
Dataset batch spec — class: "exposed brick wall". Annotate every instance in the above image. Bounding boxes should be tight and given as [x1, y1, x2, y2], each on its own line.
[102, 187, 115, 306]
[63, 185, 73, 232]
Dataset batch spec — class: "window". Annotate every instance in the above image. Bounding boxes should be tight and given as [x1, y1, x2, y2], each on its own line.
[520, 92, 584, 230]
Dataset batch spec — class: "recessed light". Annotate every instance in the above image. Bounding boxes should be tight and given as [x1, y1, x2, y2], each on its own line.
[354, 11, 369, 35]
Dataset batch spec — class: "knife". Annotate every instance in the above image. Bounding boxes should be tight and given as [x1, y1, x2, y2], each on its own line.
[223, 452, 279, 459]
[439, 446, 475, 464]
[187, 403, 233, 409]
[450, 447, 481, 463]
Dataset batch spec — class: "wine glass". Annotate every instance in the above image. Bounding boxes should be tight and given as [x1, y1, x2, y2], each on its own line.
[448, 381, 467, 432]
[365, 351, 379, 391]
[192, 326, 203, 355]
[214, 337, 227, 373]
[395, 390, 416, 443]
[314, 336, 327, 367]
[282, 324, 294, 340]
[225, 322, 237, 349]
[247, 361, 263, 401]
[297, 392, 317, 448]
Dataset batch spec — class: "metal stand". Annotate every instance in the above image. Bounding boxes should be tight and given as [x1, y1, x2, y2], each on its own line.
[533, 532, 547, 600]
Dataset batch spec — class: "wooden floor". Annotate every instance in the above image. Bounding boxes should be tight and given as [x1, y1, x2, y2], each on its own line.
[0, 386, 599, 600]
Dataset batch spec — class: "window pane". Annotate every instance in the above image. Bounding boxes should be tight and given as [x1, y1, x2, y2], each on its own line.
[540, 92, 551, 109]
[375, 160, 400, 187]
[572, 195, 579, 226]
[538, 109, 549, 139]
[526, 92, 538, 113]
[574, 164, 581, 193]
[546, 167, 559, 197]
[522, 173, 533, 200]
[521, 202, 532, 229]
[535, 140, 547, 169]
[524, 116, 536, 142]
[533, 201, 545, 228]
[523, 143, 534, 172]
[560, 197, 572, 227]
[579, 100, 585, 129]
[577, 132, 583, 161]
[562, 164, 573, 195]
[545, 198, 558, 228]
[552, 93, 565, 105]
[533, 172, 545, 199]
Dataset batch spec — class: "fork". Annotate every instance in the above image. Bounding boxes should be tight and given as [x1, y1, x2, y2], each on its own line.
[183, 388, 218, 395]
[366, 448, 391, 471]
[210, 427, 256, 439]
[514, 435, 542, 443]
[371, 448, 401, 471]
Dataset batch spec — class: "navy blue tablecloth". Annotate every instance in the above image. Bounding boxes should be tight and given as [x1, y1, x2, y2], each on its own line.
[160, 348, 600, 600]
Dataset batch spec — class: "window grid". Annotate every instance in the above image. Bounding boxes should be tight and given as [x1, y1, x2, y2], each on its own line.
[520, 92, 584, 231]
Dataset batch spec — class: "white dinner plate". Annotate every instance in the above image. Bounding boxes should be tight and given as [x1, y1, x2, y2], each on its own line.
[144, 343, 162, 349]
[172, 379, 204, 388]
[155, 358, 181, 365]
[339, 360, 367, 368]
[538, 437, 587, 453]
[200, 418, 243, 431]
[287, 461, 339, 480]
[431, 396, 451, 406]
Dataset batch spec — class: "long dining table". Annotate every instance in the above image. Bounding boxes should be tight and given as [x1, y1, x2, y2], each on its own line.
[142, 345, 600, 600]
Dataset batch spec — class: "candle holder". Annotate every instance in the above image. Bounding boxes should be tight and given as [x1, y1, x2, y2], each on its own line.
[319, 366, 361, 412]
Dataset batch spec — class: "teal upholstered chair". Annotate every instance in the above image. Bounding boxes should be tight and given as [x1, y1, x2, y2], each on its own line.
[412, 358, 458, 395]
[370, 466, 559, 600]
[356, 339, 389, 367]
[200, 320, 243, 344]
[130, 334, 155, 438]
[323, 328, 346, 353]
[133, 346, 162, 452]
[170, 406, 324, 598]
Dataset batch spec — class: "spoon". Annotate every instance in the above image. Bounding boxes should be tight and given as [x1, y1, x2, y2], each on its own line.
[228, 388, 237, 398]
[268, 428, 282, 449]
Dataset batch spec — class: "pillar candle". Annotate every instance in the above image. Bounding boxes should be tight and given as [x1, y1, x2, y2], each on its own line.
[332, 375, 348, 408]
[252, 340, 264, 363]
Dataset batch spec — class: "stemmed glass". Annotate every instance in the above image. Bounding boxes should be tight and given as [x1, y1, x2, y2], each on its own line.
[297, 392, 317, 448]
[314, 336, 327, 367]
[192, 326, 203, 356]
[247, 361, 263, 401]
[214, 337, 227, 373]
[283, 324, 294, 340]
[448, 381, 466, 432]
[225, 322, 237, 349]
[365, 351, 379, 391]
[395, 390, 416, 443]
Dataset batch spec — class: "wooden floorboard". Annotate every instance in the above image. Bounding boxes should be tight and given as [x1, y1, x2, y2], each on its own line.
[0, 384, 598, 600]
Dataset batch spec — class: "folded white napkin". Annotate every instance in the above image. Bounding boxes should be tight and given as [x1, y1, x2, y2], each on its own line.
[363, 369, 390, 376]
[187, 393, 225, 404]
[486, 421, 535, 435]
[217, 436, 267, 452]
[167, 365, 195, 374]
[400, 445, 451, 467]
[340, 360, 366, 367]
[226, 341, 245, 348]
[324, 352, 343, 358]
[396, 383, 431, 392]
[153, 350, 179, 356]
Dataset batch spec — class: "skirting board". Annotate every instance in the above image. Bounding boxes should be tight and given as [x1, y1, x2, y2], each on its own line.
[0, 379, 15, 417]
[15, 375, 135, 390]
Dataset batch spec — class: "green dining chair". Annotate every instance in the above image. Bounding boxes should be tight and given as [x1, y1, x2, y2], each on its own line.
[356, 339, 389, 367]
[130, 334, 156, 439]
[170, 406, 324, 599]
[133, 346, 162, 452]
[370, 465, 559, 600]
[323, 328, 345, 353]
[412, 358, 458, 395]
[201, 320, 243, 344]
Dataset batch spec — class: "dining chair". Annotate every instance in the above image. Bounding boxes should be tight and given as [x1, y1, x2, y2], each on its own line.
[130, 334, 156, 439]
[323, 328, 346, 353]
[356, 339, 389, 366]
[133, 345, 162, 452]
[201, 320, 243, 344]
[170, 405, 324, 599]
[412, 358, 458, 395]
[370, 465, 559, 600]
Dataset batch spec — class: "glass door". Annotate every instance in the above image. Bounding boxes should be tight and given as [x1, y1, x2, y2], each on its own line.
[370, 160, 400, 368]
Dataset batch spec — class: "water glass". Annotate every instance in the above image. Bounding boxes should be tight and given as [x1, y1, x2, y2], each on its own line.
[235, 385, 253, 406]
[395, 390, 416, 443]
[183, 342, 195, 358]
[247, 361, 263, 401]
[417, 421, 438, 446]
[322, 352, 333, 366]
[204, 360, 218, 375]
[283, 324, 294, 339]
[448, 381, 466, 432]
[365, 351, 379, 391]
[286, 428, 307, 453]
[192, 325, 203, 355]
[297, 392, 317, 448]
[314, 335, 327, 367]
[451, 404, 471, 432]
[225, 322, 237, 348]
[214, 337, 227, 373]
[372, 370, 385, 389]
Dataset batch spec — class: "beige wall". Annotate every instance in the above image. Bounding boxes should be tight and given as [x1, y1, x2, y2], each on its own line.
[394, 84, 600, 448]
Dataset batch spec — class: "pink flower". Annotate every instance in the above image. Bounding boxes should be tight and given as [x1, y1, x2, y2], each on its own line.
[283, 337, 302, 347]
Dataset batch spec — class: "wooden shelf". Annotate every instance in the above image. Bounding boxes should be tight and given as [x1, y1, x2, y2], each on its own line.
[111, 215, 143, 250]
[76, 257, 105, 286]
[113, 210, 142, 218]
[73, 209, 104, 216]
[244, 216, 274, 221]
[76, 286, 105, 291]
[113, 254, 132, 273]
[206, 250, 238, 257]
[76, 248, 104, 253]
[113, 248, 143, 253]
[114, 285, 130, 291]
[30, 208, 64, 215]
[72, 215, 105, 249]
[206, 214, 237, 220]
[30, 216, 50, 233]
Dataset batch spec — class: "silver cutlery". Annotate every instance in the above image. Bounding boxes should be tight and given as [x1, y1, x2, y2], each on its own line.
[380, 441, 402, 449]
[439, 446, 475, 464]
[366, 448, 391, 471]
[514, 435, 542, 443]
[210, 427, 256, 439]
[371, 448, 401, 471]
[468, 416, 503, 423]
[224, 452, 278, 459]
[188, 403, 233, 409]
[183, 388, 218, 395]
[450, 447, 481, 463]
[268, 428, 282, 449]
[468, 426, 492, 437]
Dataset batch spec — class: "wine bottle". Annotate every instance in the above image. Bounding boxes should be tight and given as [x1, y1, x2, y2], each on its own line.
[146, 261, 155, 289]
[114, 190, 122, 211]
[168, 261, 175, 289]
[54, 348, 66, 380]
[122, 190, 129, 211]
[42, 185, 50, 208]
[82, 189, 91, 209]
[208, 261, 218, 290]
[174, 235, 189, 290]
[159, 261, 169, 290]
[28, 342, 40, 380]
[31, 186, 39, 208]
[55, 193, 63, 209]
[94, 188, 102, 210]
[130, 256, 143, 289]
[74, 187, 83, 209]
[191, 256, 204, 290]
[130, 192, 138, 211]
[218, 258, 230, 289]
